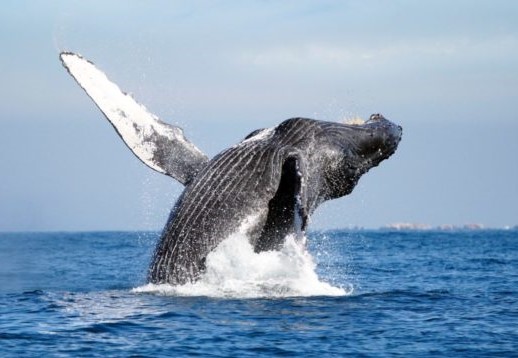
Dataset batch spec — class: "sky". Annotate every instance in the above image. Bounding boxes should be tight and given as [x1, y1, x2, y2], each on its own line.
[0, 0, 517, 231]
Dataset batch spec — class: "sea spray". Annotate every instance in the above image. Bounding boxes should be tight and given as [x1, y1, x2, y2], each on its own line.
[134, 232, 349, 298]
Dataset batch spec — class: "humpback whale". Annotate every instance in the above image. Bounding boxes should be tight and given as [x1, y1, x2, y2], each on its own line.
[60, 52, 402, 285]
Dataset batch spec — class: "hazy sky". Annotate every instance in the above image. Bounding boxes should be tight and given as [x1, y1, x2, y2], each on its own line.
[1, 1, 517, 231]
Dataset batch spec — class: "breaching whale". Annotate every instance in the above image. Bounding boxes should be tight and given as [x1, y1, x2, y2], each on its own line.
[60, 52, 402, 285]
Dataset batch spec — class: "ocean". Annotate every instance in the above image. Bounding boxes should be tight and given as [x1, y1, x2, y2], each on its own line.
[0, 230, 516, 357]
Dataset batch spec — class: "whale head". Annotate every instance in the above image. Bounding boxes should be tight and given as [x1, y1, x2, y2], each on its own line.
[320, 113, 402, 200]
[349, 113, 402, 167]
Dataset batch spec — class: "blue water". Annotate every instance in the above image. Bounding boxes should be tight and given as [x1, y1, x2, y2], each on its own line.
[0, 230, 516, 356]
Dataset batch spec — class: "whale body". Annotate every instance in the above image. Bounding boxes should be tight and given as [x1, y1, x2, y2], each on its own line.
[60, 52, 402, 285]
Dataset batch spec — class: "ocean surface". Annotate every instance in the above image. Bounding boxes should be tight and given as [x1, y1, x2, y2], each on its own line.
[0, 229, 516, 357]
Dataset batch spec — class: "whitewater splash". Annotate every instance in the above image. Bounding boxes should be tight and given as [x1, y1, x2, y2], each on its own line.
[133, 232, 350, 299]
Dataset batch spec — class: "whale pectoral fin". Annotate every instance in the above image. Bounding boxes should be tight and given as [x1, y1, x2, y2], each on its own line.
[60, 52, 208, 185]
[254, 154, 309, 252]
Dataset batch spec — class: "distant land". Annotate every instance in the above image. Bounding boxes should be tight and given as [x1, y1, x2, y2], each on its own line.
[337, 223, 518, 231]
[379, 223, 518, 231]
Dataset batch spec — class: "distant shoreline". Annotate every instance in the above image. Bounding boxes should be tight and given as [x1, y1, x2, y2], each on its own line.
[333, 225, 518, 232]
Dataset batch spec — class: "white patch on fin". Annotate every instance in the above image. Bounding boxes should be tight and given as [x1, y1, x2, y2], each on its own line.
[60, 52, 208, 184]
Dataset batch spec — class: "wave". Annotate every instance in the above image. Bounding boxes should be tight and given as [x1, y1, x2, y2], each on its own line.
[133, 232, 350, 299]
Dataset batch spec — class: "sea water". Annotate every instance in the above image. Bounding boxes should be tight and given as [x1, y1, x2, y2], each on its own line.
[0, 230, 516, 356]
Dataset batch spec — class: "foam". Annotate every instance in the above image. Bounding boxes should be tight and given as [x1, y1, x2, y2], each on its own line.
[133, 232, 350, 299]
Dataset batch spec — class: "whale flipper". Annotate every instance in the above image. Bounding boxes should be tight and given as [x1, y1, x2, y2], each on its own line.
[60, 52, 208, 185]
